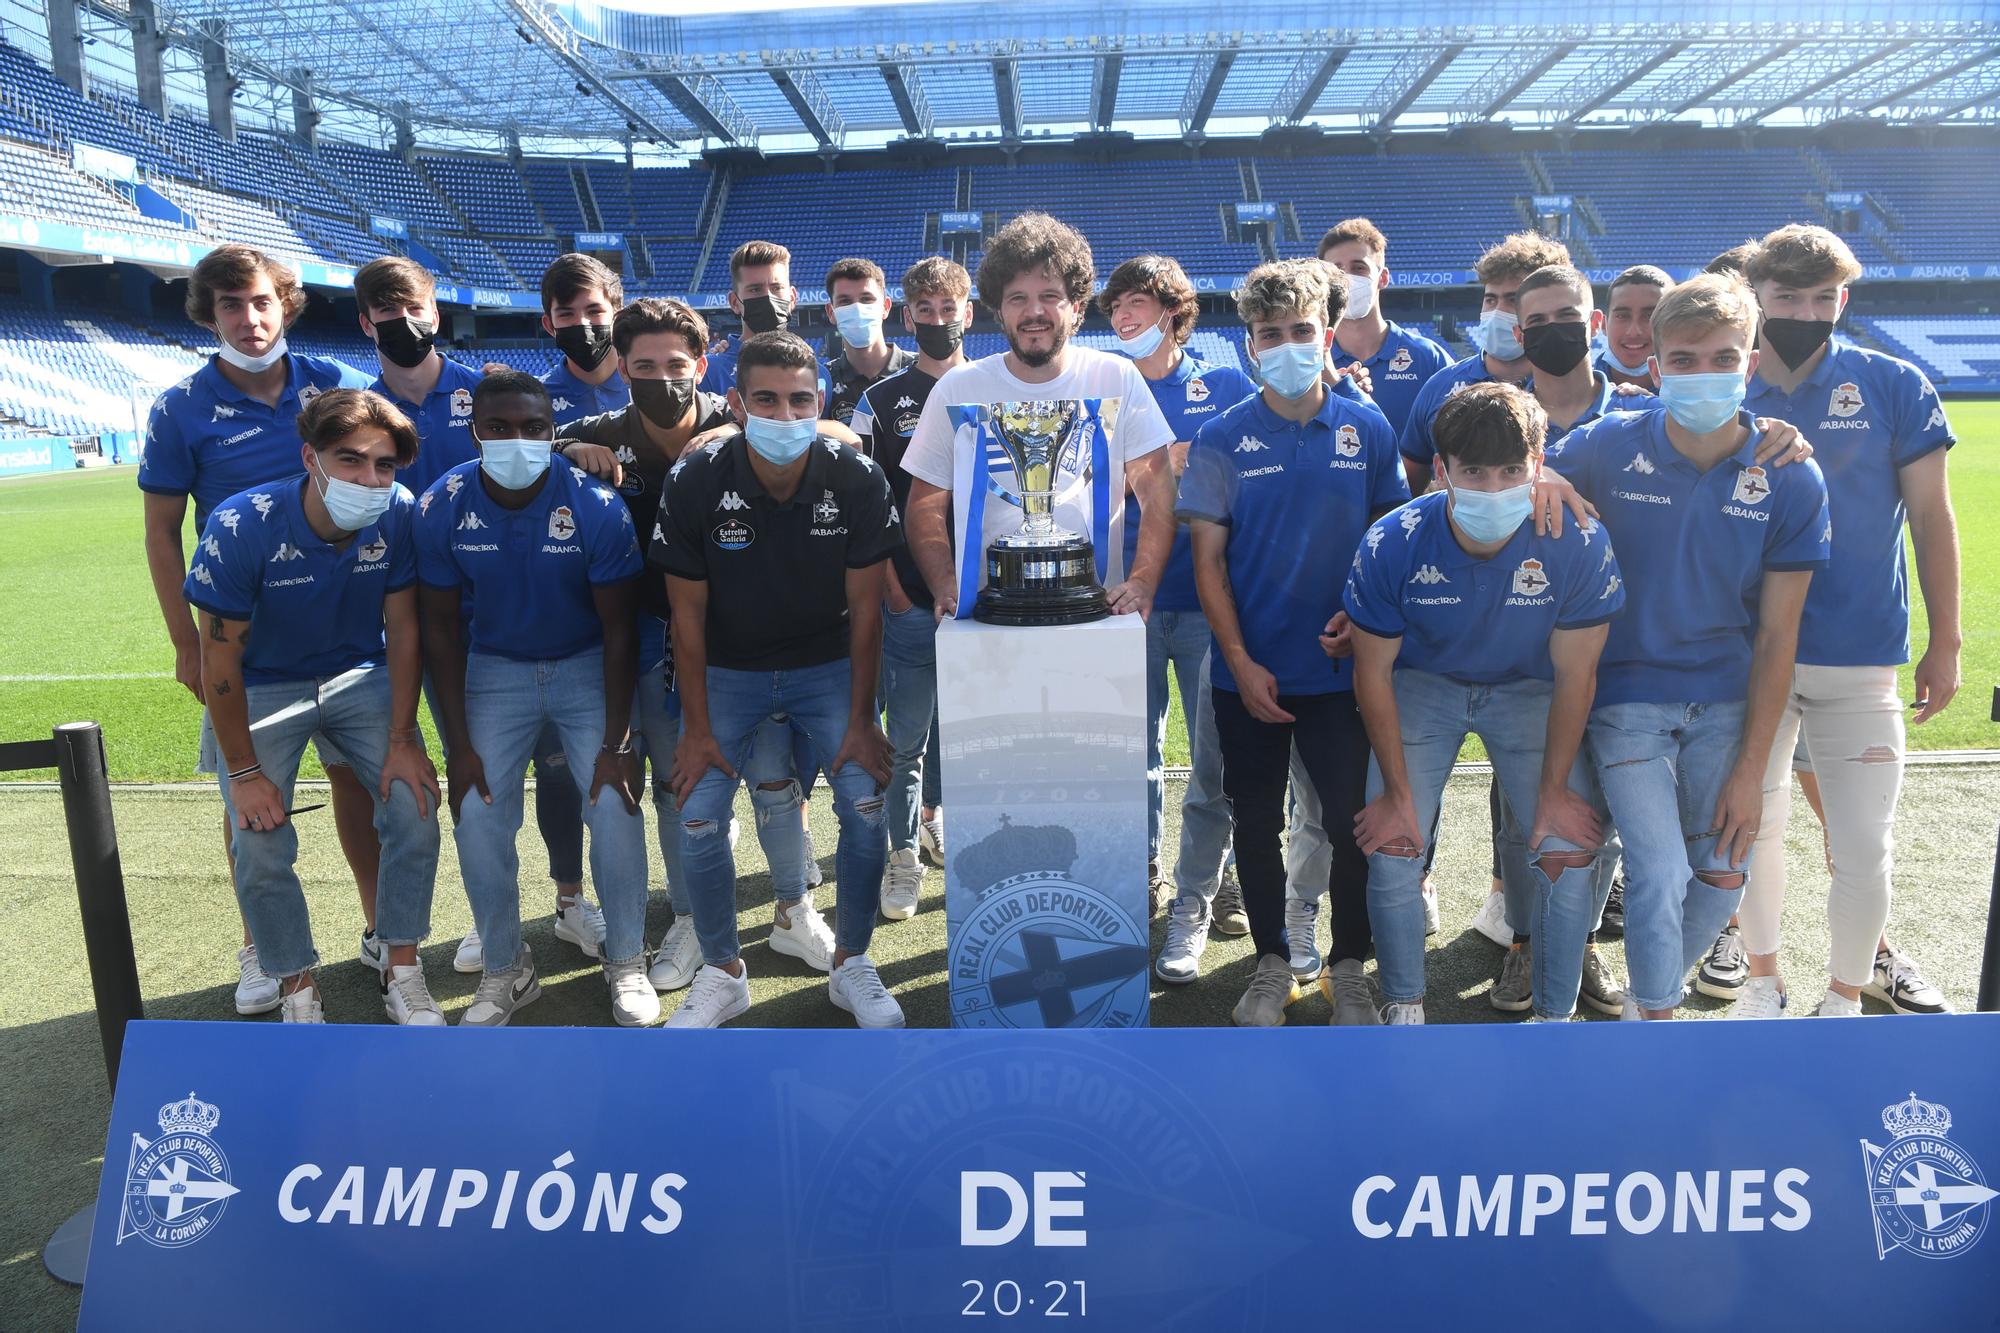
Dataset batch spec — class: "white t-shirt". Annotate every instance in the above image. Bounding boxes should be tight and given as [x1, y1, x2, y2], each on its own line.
[900, 345, 1173, 589]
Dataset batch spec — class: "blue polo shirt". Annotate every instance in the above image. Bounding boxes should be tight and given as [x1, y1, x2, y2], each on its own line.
[1545, 373, 1657, 444]
[1125, 352, 1257, 613]
[414, 459, 643, 661]
[139, 353, 372, 527]
[374, 356, 485, 499]
[182, 475, 416, 686]
[1337, 320, 1453, 437]
[1397, 354, 1532, 467]
[1742, 341, 1954, 667]
[1177, 390, 1409, 696]
[1546, 407, 1831, 707]
[542, 359, 629, 428]
[1344, 490, 1624, 684]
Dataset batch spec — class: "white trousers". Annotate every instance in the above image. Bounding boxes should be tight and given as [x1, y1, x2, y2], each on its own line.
[1740, 664, 1904, 987]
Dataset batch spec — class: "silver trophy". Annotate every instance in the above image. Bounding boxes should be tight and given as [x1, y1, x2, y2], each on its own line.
[973, 399, 1109, 626]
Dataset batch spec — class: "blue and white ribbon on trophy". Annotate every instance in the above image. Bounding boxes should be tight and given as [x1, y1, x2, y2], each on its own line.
[947, 398, 1112, 619]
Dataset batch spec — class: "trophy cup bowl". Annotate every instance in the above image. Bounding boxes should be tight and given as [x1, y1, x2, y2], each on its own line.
[972, 400, 1111, 627]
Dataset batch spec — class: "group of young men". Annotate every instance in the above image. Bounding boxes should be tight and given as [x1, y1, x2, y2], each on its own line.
[141, 198, 1960, 1030]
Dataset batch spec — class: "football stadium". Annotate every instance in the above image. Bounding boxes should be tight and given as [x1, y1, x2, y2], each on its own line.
[3, 0, 1998, 1325]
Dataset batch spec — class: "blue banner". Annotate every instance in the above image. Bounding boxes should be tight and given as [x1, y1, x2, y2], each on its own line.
[1532, 193, 1574, 212]
[369, 214, 408, 240]
[0, 438, 77, 477]
[1234, 201, 1277, 225]
[81, 1017, 2000, 1327]
[942, 210, 983, 234]
[575, 230, 626, 250]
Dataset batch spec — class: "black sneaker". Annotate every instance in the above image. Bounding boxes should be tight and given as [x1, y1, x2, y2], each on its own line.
[1598, 872, 1625, 939]
[1694, 925, 1747, 1000]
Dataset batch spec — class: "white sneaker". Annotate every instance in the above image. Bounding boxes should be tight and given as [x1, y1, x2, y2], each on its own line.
[461, 948, 541, 1027]
[280, 985, 324, 1024]
[648, 917, 702, 992]
[1620, 994, 1642, 1021]
[666, 962, 751, 1028]
[605, 957, 662, 1027]
[769, 893, 837, 972]
[1812, 988, 1864, 1018]
[881, 848, 922, 921]
[1471, 890, 1512, 949]
[728, 817, 741, 849]
[1154, 897, 1211, 985]
[554, 894, 606, 960]
[234, 945, 281, 1015]
[1284, 896, 1322, 982]
[1383, 1001, 1425, 1025]
[1733, 974, 1789, 1019]
[359, 930, 388, 974]
[453, 926, 484, 974]
[829, 954, 905, 1028]
[1421, 885, 1440, 937]
[919, 809, 945, 867]
[381, 963, 445, 1026]
[802, 821, 824, 888]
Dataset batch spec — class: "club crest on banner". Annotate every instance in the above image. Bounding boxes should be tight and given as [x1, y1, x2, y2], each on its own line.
[1864, 1093, 1995, 1261]
[118, 1092, 238, 1249]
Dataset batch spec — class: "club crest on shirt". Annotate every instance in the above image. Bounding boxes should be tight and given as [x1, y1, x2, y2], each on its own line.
[449, 387, 473, 419]
[1512, 558, 1549, 598]
[1389, 348, 1413, 373]
[1186, 377, 1210, 402]
[357, 537, 388, 564]
[813, 491, 841, 525]
[549, 506, 577, 540]
[1830, 382, 1864, 417]
[1732, 466, 1771, 507]
[297, 385, 323, 407]
[1334, 424, 1362, 458]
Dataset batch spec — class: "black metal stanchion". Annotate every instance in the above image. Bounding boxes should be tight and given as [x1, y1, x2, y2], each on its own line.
[1980, 688, 2000, 1014]
[11, 721, 146, 1287]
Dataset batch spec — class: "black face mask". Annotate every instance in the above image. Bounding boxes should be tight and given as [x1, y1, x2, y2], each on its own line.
[371, 315, 436, 369]
[553, 322, 614, 372]
[739, 293, 793, 335]
[913, 318, 964, 361]
[1520, 321, 1592, 378]
[1761, 316, 1836, 370]
[629, 376, 696, 431]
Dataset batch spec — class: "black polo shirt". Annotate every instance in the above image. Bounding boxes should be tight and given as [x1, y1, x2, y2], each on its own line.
[825, 344, 915, 426]
[560, 391, 733, 625]
[650, 435, 902, 671]
[851, 363, 938, 607]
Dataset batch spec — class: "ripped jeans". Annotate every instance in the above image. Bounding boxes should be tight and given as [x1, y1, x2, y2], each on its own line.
[1587, 699, 1749, 1012]
[677, 660, 887, 966]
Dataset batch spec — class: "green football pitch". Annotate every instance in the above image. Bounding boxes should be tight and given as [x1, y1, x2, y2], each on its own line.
[2, 406, 1998, 1327]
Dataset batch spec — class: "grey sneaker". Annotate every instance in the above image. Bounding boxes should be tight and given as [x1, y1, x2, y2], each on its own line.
[460, 947, 541, 1027]
[1579, 947, 1624, 1016]
[1154, 896, 1211, 985]
[1284, 895, 1323, 982]
[1319, 958, 1382, 1025]
[1211, 872, 1250, 937]
[1490, 943, 1533, 1013]
[1232, 954, 1300, 1027]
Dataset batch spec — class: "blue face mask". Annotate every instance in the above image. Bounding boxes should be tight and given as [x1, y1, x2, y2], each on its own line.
[1256, 340, 1326, 400]
[312, 456, 393, 532]
[478, 437, 553, 490]
[1450, 480, 1534, 544]
[833, 301, 883, 349]
[1603, 347, 1652, 377]
[1115, 317, 1167, 360]
[1657, 371, 1747, 435]
[1473, 310, 1522, 360]
[744, 412, 817, 465]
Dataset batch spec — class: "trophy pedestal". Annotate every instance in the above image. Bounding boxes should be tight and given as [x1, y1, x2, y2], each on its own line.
[936, 615, 1150, 1029]
[974, 537, 1110, 627]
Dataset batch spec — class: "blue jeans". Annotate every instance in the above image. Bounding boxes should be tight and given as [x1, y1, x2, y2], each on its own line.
[634, 662, 689, 917]
[1587, 700, 1749, 1012]
[679, 661, 888, 965]
[220, 666, 439, 978]
[1172, 649, 1235, 900]
[423, 676, 582, 890]
[1363, 670, 1596, 1008]
[452, 649, 650, 968]
[1146, 611, 1227, 874]
[748, 715, 812, 901]
[880, 603, 942, 852]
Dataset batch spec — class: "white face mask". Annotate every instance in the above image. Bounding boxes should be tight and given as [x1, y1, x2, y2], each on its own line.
[1344, 273, 1378, 322]
[216, 334, 288, 373]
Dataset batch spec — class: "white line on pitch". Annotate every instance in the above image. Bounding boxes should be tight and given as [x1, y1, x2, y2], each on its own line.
[0, 671, 172, 682]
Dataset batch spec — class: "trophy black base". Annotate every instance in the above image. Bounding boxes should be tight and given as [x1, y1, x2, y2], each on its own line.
[973, 540, 1111, 627]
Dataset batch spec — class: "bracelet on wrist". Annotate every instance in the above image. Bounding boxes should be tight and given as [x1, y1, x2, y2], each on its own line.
[228, 763, 262, 782]
[389, 728, 421, 744]
[601, 741, 634, 756]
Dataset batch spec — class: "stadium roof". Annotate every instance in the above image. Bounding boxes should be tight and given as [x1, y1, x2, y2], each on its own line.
[24, 0, 2000, 157]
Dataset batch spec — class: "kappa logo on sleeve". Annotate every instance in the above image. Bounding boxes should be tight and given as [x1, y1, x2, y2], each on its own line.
[1233, 436, 1269, 453]
[250, 492, 275, 519]
[1408, 565, 1449, 586]
[1927, 406, 1947, 431]
[215, 508, 240, 534]
[1622, 452, 1657, 476]
[200, 534, 223, 560]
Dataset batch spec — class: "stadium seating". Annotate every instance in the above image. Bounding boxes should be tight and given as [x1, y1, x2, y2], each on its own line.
[1856, 315, 2000, 391]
